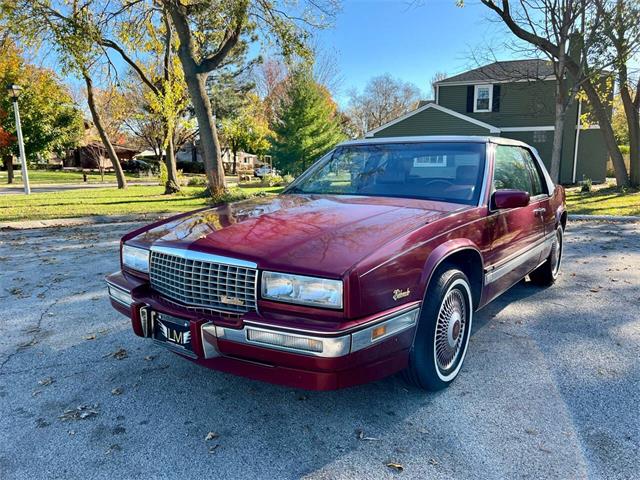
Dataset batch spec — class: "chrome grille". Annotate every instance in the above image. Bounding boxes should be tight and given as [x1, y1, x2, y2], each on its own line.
[149, 249, 258, 313]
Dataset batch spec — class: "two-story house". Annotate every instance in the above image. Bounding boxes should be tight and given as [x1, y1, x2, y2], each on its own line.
[365, 59, 608, 183]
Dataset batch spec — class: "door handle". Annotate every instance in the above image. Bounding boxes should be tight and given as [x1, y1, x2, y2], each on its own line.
[533, 207, 547, 216]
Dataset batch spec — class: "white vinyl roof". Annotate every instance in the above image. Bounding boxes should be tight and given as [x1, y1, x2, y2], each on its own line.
[338, 135, 531, 148]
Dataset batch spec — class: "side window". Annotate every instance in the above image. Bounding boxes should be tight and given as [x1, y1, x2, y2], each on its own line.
[493, 146, 533, 193]
[520, 149, 547, 196]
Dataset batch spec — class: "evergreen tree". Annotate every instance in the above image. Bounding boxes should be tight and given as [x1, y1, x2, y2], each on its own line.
[271, 68, 345, 175]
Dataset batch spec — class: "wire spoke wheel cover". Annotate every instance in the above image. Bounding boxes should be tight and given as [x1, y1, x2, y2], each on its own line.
[433, 278, 472, 381]
[550, 228, 563, 278]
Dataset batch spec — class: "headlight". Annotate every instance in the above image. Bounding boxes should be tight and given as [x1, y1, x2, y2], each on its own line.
[122, 244, 150, 273]
[261, 271, 343, 309]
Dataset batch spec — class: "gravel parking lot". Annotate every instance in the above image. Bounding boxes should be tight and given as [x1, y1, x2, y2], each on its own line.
[0, 220, 638, 480]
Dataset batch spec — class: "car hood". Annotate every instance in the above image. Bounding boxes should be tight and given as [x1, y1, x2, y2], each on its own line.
[131, 194, 467, 277]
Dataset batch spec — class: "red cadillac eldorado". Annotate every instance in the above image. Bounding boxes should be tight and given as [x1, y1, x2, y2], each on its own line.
[106, 136, 566, 391]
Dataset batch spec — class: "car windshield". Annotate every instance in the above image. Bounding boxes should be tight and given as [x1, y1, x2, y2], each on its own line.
[285, 142, 486, 205]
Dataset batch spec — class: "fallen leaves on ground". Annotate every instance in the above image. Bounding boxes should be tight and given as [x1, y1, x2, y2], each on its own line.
[85, 334, 96, 340]
[355, 428, 380, 441]
[35, 418, 50, 428]
[8, 287, 25, 297]
[104, 348, 128, 360]
[105, 444, 122, 455]
[111, 387, 124, 396]
[386, 462, 404, 472]
[59, 404, 99, 421]
[17, 338, 38, 349]
[144, 355, 155, 361]
[38, 377, 54, 386]
[205, 432, 219, 441]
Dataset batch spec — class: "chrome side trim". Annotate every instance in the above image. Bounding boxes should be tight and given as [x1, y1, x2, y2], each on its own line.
[150, 245, 257, 269]
[484, 234, 554, 285]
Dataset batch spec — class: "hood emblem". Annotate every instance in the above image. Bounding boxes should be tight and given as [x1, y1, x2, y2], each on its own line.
[393, 288, 411, 301]
[220, 295, 245, 306]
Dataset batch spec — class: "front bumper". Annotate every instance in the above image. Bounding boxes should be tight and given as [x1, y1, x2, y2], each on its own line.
[106, 271, 419, 390]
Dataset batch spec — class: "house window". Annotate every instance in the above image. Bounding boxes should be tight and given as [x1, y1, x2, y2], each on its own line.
[474, 85, 492, 112]
[414, 155, 447, 167]
[533, 130, 547, 143]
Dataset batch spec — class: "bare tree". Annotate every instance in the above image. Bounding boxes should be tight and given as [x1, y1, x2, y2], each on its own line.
[594, 0, 640, 186]
[431, 71, 447, 99]
[479, 0, 630, 186]
[347, 74, 423, 137]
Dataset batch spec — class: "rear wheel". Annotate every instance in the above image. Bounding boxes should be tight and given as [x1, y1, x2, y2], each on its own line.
[530, 225, 563, 286]
[403, 268, 473, 391]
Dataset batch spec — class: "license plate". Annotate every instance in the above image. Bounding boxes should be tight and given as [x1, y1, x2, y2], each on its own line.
[153, 312, 194, 354]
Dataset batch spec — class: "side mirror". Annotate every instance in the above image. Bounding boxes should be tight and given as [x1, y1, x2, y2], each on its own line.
[492, 189, 530, 209]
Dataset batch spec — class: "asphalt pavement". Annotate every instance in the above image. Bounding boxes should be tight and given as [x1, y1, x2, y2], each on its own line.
[0, 220, 638, 479]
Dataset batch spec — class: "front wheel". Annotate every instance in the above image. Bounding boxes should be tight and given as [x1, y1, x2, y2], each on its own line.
[530, 225, 563, 286]
[403, 268, 474, 391]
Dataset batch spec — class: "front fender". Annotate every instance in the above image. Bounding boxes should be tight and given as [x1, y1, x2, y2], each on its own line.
[418, 239, 484, 299]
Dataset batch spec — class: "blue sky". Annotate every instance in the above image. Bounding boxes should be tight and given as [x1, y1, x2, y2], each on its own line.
[45, 0, 526, 109]
[316, 0, 523, 106]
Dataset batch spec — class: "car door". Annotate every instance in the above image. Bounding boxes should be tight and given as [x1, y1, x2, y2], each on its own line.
[483, 145, 546, 293]
[521, 148, 556, 237]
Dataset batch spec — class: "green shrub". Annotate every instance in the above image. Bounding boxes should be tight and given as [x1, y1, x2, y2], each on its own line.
[580, 175, 592, 193]
[282, 174, 295, 185]
[159, 162, 168, 186]
[187, 176, 207, 187]
[176, 160, 205, 174]
[261, 173, 284, 187]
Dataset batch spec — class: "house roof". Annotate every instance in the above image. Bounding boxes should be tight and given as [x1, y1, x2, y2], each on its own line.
[365, 102, 501, 137]
[437, 59, 555, 84]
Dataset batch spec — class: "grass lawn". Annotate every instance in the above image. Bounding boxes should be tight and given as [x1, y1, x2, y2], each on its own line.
[566, 186, 640, 216]
[0, 185, 283, 222]
[0, 170, 156, 184]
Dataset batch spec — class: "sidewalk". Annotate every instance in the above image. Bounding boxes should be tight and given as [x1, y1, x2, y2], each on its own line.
[0, 181, 158, 195]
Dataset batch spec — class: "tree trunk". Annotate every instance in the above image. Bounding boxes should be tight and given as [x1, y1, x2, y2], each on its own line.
[631, 122, 640, 187]
[550, 85, 567, 183]
[84, 74, 127, 189]
[3, 155, 13, 184]
[580, 77, 629, 187]
[233, 149, 237, 175]
[164, 136, 181, 193]
[166, 4, 225, 196]
[620, 88, 640, 187]
[185, 72, 225, 195]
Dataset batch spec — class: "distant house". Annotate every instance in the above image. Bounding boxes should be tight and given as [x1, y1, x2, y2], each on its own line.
[64, 142, 139, 170]
[177, 141, 268, 173]
[367, 59, 609, 183]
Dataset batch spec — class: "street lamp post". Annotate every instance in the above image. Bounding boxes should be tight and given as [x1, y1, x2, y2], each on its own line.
[7, 84, 31, 195]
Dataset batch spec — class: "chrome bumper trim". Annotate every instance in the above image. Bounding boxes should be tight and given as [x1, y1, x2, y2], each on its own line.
[201, 307, 420, 359]
[106, 281, 133, 307]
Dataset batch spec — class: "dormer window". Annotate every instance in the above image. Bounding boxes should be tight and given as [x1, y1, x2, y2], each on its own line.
[474, 85, 493, 112]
